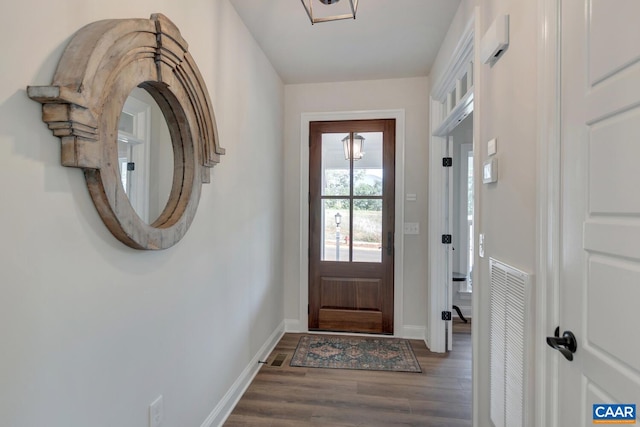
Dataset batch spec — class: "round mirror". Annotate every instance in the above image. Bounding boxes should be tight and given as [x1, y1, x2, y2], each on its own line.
[27, 14, 225, 249]
[117, 87, 174, 224]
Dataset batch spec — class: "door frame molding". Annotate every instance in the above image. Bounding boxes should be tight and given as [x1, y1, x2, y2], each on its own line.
[298, 109, 406, 336]
[536, 0, 561, 426]
[428, 14, 475, 355]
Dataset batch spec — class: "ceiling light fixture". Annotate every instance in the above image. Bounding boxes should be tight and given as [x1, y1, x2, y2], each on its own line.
[301, 0, 358, 25]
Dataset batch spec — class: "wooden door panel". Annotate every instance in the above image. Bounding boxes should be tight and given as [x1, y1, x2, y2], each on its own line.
[318, 309, 383, 333]
[309, 119, 395, 334]
[319, 279, 357, 308]
[319, 278, 381, 310]
[356, 281, 382, 310]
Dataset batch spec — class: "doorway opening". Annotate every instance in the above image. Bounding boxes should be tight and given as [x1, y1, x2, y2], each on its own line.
[427, 13, 476, 354]
[450, 113, 474, 327]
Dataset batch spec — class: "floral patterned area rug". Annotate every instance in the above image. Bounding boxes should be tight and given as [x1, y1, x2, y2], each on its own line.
[290, 335, 421, 373]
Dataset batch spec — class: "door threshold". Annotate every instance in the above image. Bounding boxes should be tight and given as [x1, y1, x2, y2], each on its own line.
[305, 330, 398, 339]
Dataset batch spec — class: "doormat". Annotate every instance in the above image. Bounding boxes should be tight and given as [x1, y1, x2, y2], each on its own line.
[290, 335, 421, 373]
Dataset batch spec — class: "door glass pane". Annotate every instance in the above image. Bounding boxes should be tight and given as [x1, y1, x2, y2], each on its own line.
[353, 132, 383, 196]
[352, 199, 382, 263]
[322, 133, 350, 196]
[321, 200, 350, 262]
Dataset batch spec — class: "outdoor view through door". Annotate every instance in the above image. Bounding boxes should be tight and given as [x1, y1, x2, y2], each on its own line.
[309, 120, 395, 334]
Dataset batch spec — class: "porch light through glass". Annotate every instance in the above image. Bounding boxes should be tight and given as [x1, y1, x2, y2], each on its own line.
[342, 133, 365, 161]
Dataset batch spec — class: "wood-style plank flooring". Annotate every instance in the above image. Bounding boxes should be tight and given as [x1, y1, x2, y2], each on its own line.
[224, 320, 471, 426]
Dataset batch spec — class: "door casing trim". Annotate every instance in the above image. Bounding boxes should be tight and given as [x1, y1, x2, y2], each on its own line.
[428, 13, 476, 355]
[298, 110, 406, 336]
[536, 0, 561, 426]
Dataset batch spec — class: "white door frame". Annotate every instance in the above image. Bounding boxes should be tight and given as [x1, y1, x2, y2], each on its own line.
[298, 109, 407, 337]
[428, 15, 475, 354]
[536, 0, 561, 425]
[427, 121, 450, 353]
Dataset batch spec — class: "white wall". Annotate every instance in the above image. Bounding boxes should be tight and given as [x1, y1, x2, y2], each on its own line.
[283, 77, 430, 334]
[474, 0, 539, 424]
[0, 1, 284, 426]
[431, 0, 539, 425]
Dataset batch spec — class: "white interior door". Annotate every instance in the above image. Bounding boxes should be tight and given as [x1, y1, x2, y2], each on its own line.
[556, 1, 640, 424]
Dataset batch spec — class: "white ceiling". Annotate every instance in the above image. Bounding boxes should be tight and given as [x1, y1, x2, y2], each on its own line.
[228, 0, 462, 84]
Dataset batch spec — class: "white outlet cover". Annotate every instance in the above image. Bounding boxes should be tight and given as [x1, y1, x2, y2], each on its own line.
[149, 395, 164, 427]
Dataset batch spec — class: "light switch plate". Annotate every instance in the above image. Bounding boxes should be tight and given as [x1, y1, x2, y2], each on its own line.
[479, 233, 485, 258]
[403, 223, 419, 235]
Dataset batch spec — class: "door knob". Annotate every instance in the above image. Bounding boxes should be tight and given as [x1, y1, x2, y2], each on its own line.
[546, 326, 577, 361]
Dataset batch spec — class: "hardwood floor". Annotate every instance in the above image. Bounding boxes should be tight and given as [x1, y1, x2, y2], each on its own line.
[224, 321, 471, 426]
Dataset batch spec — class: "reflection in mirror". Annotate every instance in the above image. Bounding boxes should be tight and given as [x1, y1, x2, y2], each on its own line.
[117, 87, 173, 224]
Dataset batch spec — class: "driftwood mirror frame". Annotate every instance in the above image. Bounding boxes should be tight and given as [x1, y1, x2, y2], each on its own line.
[28, 14, 224, 250]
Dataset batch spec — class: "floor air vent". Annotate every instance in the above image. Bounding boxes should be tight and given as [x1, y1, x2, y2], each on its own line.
[271, 354, 287, 367]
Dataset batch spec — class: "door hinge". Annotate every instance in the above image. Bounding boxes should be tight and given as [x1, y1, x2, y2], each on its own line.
[442, 157, 453, 167]
[441, 311, 452, 321]
[441, 234, 452, 244]
[308, 304, 310, 314]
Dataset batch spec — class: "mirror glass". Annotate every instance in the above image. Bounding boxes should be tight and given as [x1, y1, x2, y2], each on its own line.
[117, 86, 174, 224]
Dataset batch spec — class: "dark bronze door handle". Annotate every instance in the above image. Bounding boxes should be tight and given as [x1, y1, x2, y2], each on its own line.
[546, 326, 577, 361]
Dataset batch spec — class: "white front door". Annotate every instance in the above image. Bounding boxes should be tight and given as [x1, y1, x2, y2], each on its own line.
[557, 1, 640, 424]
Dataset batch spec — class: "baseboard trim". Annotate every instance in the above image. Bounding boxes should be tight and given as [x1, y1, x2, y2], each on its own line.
[284, 318, 303, 333]
[200, 321, 285, 427]
[401, 325, 426, 340]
